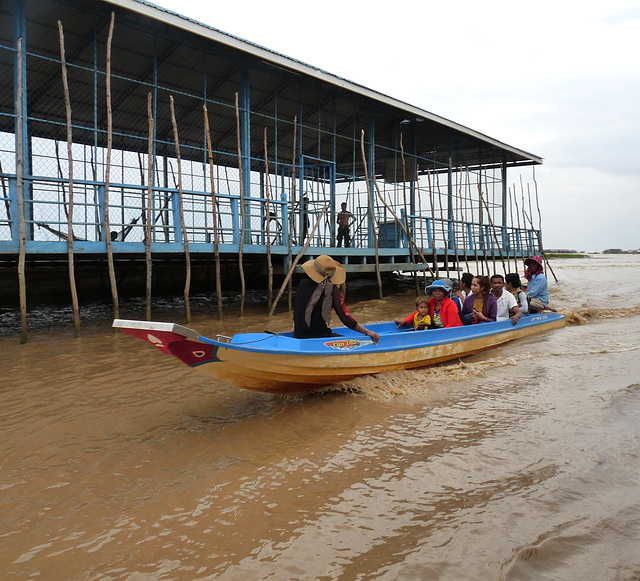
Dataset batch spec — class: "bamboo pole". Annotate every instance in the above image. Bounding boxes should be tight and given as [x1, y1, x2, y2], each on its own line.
[104, 12, 119, 319]
[468, 171, 480, 276]
[459, 167, 470, 275]
[399, 132, 418, 294]
[360, 130, 383, 300]
[169, 95, 191, 323]
[416, 166, 428, 288]
[288, 116, 298, 311]
[532, 168, 558, 282]
[426, 168, 439, 278]
[513, 182, 524, 274]
[203, 104, 223, 320]
[522, 188, 558, 283]
[507, 187, 518, 274]
[477, 180, 507, 275]
[435, 172, 450, 279]
[58, 21, 81, 337]
[268, 204, 329, 316]
[371, 171, 434, 276]
[234, 93, 246, 317]
[16, 38, 28, 343]
[144, 92, 153, 320]
[263, 127, 274, 310]
[236, 93, 246, 317]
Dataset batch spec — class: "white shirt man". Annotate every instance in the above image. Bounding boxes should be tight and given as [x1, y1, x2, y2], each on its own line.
[490, 275, 521, 325]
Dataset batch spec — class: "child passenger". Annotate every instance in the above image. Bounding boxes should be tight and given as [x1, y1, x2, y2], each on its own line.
[394, 297, 432, 331]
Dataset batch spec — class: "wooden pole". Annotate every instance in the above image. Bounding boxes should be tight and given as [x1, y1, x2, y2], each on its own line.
[58, 21, 81, 337]
[288, 116, 297, 311]
[371, 171, 433, 276]
[509, 187, 519, 274]
[234, 93, 246, 317]
[416, 166, 428, 288]
[16, 38, 28, 343]
[532, 167, 558, 282]
[169, 95, 191, 323]
[435, 172, 450, 279]
[469, 171, 480, 276]
[513, 182, 524, 274]
[426, 168, 439, 278]
[269, 204, 328, 316]
[360, 130, 383, 300]
[459, 167, 470, 275]
[522, 190, 558, 283]
[399, 132, 418, 294]
[264, 127, 274, 310]
[203, 104, 223, 320]
[145, 92, 153, 320]
[104, 12, 119, 319]
[477, 180, 507, 275]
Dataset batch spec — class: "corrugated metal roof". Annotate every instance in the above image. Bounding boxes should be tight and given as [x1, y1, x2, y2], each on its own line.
[103, 0, 542, 165]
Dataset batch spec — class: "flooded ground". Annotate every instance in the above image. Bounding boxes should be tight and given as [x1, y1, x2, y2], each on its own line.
[2, 255, 640, 580]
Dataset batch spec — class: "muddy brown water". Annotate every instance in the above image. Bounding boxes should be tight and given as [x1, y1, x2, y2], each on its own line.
[2, 256, 640, 580]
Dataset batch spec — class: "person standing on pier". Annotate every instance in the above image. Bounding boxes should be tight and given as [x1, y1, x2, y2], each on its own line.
[336, 202, 355, 247]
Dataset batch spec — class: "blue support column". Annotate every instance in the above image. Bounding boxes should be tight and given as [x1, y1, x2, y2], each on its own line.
[13, 0, 31, 241]
[172, 191, 183, 244]
[97, 184, 107, 249]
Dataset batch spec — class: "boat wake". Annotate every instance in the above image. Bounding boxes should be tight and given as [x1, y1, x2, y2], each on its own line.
[323, 357, 521, 402]
[559, 304, 640, 325]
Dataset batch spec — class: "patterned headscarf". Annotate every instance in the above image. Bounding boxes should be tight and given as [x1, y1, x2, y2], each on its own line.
[304, 260, 334, 326]
[524, 255, 544, 281]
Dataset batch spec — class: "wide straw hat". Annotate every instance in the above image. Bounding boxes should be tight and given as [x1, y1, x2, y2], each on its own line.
[425, 279, 451, 296]
[302, 255, 346, 285]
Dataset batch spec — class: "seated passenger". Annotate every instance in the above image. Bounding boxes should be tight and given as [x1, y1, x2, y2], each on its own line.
[394, 297, 432, 331]
[490, 274, 521, 325]
[461, 275, 497, 324]
[293, 255, 379, 343]
[524, 256, 549, 313]
[425, 279, 462, 328]
[455, 272, 474, 302]
[505, 273, 529, 315]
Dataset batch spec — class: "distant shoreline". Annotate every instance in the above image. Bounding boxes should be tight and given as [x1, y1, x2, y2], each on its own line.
[545, 253, 590, 259]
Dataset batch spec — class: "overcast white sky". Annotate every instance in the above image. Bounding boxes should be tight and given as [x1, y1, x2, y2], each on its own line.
[152, 0, 640, 252]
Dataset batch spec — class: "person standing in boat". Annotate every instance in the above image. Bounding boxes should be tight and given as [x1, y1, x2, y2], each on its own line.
[425, 280, 463, 328]
[523, 255, 549, 313]
[461, 275, 497, 324]
[293, 255, 379, 343]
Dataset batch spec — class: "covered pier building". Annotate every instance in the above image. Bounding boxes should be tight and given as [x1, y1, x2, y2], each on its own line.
[0, 0, 544, 301]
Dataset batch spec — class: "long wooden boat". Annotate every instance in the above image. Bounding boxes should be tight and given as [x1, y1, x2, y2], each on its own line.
[113, 312, 565, 394]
